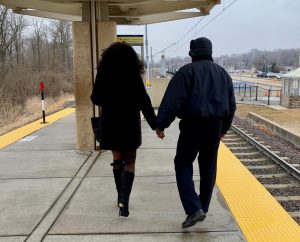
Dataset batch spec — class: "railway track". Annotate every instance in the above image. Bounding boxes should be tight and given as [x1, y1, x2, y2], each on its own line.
[223, 124, 300, 224]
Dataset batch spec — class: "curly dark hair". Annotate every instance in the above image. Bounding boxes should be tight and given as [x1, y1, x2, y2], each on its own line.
[93, 42, 145, 103]
[97, 42, 144, 81]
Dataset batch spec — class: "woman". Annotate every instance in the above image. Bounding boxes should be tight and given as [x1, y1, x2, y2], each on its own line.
[91, 42, 163, 217]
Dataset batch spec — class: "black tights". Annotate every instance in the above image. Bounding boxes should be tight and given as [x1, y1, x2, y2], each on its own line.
[112, 150, 136, 173]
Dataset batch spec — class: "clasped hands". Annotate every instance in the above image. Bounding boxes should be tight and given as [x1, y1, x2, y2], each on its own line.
[155, 128, 165, 140]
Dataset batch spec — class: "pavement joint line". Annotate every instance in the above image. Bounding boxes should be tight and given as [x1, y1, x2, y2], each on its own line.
[30, 152, 100, 242]
[25, 153, 93, 240]
[85, 175, 201, 178]
[0, 150, 90, 154]
[139, 148, 176, 149]
[0, 177, 79, 181]
[0, 234, 28, 237]
[1, 149, 79, 152]
[87, 175, 176, 177]
[24, 152, 96, 242]
[39, 152, 101, 242]
[47, 230, 240, 236]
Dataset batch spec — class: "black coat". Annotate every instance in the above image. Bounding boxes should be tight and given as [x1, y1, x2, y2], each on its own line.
[157, 60, 236, 134]
[91, 74, 157, 151]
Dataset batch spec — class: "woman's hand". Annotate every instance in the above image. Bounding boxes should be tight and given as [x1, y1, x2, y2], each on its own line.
[155, 128, 165, 140]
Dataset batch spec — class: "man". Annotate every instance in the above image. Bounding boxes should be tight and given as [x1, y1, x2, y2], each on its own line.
[157, 37, 236, 228]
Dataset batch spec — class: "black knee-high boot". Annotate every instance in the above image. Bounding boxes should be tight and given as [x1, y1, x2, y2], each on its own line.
[119, 171, 135, 217]
[110, 160, 124, 205]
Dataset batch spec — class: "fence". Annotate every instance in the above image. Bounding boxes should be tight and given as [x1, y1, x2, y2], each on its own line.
[233, 81, 282, 106]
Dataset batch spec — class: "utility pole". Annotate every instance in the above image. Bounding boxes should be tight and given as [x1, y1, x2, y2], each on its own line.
[144, 24, 152, 100]
[264, 48, 267, 72]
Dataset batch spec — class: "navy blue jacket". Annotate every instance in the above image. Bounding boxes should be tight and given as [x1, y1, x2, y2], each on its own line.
[157, 60, 236, 134]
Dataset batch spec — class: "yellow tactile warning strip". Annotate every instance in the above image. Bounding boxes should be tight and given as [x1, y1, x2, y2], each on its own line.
[0, 108, 75, 149]
[216, 142, 300, 242]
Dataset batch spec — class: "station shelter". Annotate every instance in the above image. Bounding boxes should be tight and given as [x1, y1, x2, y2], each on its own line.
[0, 0, 220, 150]
[282, 67, 300, 108]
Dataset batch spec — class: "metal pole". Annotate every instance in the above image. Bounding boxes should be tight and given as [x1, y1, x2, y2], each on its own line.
[40, 81, 46, 123]
[150, 46, 153, 81]
[268, 89, 271, 105]
[91, 1, 99, 150]
[41, 91, 46, 123]
[256, 86, 258, 101]
[244, 83, 247, 97]
[250, 84, 252, 98]
[265, 48, 267, 73]
[145, 24, 150, 82]
[91, 1, 97, 81]
[280, 88, 282, 105]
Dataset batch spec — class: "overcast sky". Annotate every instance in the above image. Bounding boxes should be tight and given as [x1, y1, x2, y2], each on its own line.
[117, 0, 300, 60]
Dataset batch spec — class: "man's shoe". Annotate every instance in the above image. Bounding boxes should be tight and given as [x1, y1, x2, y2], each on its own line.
[181, 209, 206, 229]
[118, 202, 129, 217]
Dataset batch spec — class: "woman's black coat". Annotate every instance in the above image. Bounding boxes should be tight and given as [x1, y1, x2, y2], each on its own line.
[91, 74, 157, 151]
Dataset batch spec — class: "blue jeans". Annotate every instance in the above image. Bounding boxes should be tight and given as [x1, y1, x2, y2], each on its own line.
[174, 119, 222, 215]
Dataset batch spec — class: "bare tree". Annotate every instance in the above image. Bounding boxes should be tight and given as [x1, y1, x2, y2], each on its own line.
[0, 6, 11, 81]
[10, 14, 26, 67]
[30, 19, 45, 72]
[50, 20, 72, 71]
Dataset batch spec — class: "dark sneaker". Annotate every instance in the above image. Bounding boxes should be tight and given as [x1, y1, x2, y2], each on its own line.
[181, 209, 206, 228]
[118, 202, 129, 217]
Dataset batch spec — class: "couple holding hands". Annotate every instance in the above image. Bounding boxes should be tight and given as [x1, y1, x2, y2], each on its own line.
[91, 37, 236, 229]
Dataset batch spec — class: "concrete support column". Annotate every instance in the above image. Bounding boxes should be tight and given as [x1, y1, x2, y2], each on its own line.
[73, 22, 94, 151]
[73, 1, 116, 151]
[97, 21, 117, 54]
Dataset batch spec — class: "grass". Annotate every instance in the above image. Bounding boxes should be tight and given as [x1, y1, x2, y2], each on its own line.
[235, 103, 300, 135]
[0, 93, 74, 136]
[1, 94, 299, 137]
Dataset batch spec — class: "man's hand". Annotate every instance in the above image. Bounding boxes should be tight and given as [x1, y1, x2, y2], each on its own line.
[221, 133, 225, 140]
[155, 128, 165, 140]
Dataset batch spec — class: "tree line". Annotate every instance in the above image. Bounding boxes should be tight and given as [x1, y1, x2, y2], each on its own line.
[160, 48, 300, 74]
[0, 6, 73, 107]
[215, 48, 300, 73]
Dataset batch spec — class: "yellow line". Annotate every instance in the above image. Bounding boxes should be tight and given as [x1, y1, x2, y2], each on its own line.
[0, 108, 75, 149]
[217, 143, 300, 242]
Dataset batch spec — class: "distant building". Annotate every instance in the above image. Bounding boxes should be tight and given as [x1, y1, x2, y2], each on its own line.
[228, 66, 235, 73]
[282, 68, 300, 109]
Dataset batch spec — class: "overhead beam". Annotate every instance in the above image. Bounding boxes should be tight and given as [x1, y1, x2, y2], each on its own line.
[109, 0, 213, 17]
[198, 0, 220, 13]
[114, 11, 207, 25]
[0, 0, 81, 16]
[0, 0, 221, 24]
[13, 9, 82, 21]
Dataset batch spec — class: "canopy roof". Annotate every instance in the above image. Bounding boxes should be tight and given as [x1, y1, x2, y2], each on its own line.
[0, 0, 220, 24]
[284, 67, 300, 79]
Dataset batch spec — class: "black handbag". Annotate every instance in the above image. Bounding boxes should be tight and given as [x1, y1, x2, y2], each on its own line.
[91, 116, 102, 142]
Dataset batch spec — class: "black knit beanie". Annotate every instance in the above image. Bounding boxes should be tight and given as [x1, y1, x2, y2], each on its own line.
[189, 37, 212, 57]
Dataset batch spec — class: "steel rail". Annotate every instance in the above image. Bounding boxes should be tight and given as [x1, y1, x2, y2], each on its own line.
[231, 124, 300, 181]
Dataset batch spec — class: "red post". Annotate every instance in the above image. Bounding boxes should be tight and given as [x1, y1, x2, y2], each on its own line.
[40, 81, 46, 123]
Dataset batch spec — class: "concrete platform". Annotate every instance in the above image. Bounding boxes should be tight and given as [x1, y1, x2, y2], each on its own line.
[0, 113, 244, 241]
